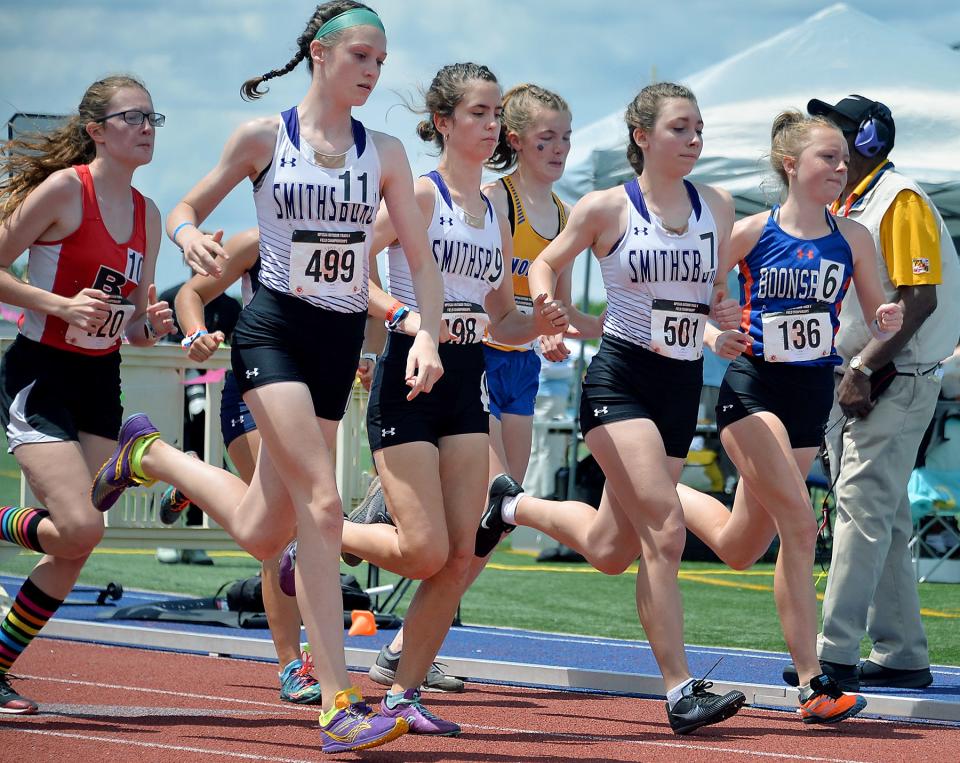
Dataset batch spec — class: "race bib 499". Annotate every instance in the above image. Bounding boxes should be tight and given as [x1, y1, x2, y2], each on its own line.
[289, 230, 364, 298]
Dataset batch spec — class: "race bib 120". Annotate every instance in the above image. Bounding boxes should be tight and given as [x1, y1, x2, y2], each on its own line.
[649, 299, 709, 360]
[289, 229, 364, 298]
[65, 297, 134, 351]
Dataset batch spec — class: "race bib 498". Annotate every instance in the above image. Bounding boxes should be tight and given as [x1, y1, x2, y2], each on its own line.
[443, 301, 488, 345]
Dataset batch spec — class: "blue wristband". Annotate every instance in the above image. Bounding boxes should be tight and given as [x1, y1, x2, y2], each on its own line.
[172, 222, 195, 249]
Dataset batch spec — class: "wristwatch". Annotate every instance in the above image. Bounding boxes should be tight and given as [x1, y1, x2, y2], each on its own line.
[849, 355, 873, 378]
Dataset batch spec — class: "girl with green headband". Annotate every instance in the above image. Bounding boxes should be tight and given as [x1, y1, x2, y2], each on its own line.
[90, 1, 445, 754]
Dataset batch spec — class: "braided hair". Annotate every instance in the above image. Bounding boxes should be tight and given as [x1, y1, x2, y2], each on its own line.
[241, 1, 377, 101]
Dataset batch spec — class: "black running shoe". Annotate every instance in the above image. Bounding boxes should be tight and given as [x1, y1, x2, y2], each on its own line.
[475, 474, 522, 558]
[342, 476, 392, 567]
[666, 679, 746, 735]
[782, 660, 859, 691]
[0, 675, 38, 715]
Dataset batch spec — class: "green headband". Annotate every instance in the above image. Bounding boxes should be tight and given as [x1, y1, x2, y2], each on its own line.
[313, 8, 385, 41]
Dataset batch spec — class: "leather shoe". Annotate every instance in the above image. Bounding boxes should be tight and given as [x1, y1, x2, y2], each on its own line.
[782, 660, 860, 691]
[859, 660, 932, 689]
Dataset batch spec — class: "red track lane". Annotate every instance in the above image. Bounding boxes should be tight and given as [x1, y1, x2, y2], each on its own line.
[1, 639, 957, 762]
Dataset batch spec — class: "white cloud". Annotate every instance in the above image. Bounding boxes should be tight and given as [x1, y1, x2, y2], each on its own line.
[2, 0, 956, 292]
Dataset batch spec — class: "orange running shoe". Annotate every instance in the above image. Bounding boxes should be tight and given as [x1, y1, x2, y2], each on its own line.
[799, 674, 867, 724]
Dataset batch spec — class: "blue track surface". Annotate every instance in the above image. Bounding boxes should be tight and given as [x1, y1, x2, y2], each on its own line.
[4, 574, 959, 707]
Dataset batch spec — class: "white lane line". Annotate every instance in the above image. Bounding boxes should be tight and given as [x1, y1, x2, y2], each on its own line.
[18, 674, 318, 714]
[460, 721, 875, 763]
[0, 728, 316, 762]
[40, 703, 283, 717]
[1, 718, 877, 763]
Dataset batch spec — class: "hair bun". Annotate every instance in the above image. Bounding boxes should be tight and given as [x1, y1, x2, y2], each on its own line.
[416, 119, 437, 142]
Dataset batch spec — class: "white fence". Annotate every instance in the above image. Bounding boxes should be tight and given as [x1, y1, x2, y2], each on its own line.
[0, 338, 371, 551]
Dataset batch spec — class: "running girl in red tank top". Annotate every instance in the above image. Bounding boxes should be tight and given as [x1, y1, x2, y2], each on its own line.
[0, 76, 174, 714]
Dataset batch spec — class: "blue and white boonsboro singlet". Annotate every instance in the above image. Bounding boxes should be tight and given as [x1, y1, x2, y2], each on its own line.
[600, 179, 718, 360]
[252, 107, 381, 313]
[738, 207, 853, 366]
[386, 171, 504, 345]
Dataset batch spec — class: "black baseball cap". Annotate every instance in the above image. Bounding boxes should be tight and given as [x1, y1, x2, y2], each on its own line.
[807, 94, 895, 148]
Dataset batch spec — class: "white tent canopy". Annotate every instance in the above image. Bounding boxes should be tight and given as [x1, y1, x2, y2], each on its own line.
[557, 3, 960, 232]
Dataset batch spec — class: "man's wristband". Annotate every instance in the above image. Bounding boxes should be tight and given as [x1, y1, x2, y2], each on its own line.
[360, 352, 378, 364]
[181, 328, 208, 350]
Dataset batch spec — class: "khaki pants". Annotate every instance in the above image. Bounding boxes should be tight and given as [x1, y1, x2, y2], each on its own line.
[818, 371, 941, 669]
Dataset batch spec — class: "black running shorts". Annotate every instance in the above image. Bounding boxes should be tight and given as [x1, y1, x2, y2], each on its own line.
[0, 335, 122, 451]
[579, 333, 703, 458]
[367, 332, 489, 451]
[231, 286, 366, 422]
[715, 354, 835, 448]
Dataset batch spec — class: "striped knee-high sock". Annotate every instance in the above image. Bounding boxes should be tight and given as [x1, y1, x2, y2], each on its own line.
[0, 578, 63, 675]
[0, 506, 49, 552]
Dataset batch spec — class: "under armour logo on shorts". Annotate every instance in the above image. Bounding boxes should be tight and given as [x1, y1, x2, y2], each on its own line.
[280, 157, 296, 167]
[382, 427, 396, 437]
[594, 406, 608, 416]
[721, 404, 734, 412]
[246, 368, 259, 379]
[230, 415, 245, 427]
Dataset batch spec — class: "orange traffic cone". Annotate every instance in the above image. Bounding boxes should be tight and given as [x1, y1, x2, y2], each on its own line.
[348, 609, 377, 636]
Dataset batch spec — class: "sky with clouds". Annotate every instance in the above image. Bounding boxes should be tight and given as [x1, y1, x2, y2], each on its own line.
[2, 1, 957, 295]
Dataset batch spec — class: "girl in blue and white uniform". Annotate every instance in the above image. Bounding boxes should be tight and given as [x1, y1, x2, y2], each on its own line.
[684, 111, 902, 724]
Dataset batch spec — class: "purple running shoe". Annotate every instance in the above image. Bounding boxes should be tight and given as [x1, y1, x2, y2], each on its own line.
[278, 540, 297, 597]
[319, 694, 408, 754]
[380, 688, 461, 736]
[91, 413, 159, 512]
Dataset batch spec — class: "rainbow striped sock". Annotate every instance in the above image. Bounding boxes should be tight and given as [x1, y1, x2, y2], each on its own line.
[0, 506, 48, 552]
[0, 578, 63, 675]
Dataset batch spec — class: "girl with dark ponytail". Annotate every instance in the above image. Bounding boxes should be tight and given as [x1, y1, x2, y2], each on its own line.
[476, 82, 750, 735]
[0, 76, 175, 713]
[89, 3, 445, 753]
[328, 62, 567, 734]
